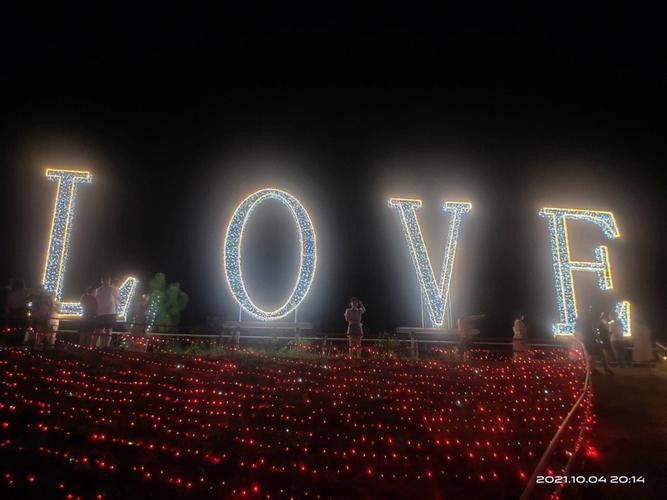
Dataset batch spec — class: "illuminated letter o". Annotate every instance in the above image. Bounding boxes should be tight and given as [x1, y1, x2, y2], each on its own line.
[224, 189, 317, 320]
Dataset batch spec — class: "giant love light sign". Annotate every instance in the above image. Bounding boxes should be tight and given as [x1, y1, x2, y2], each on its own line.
[41, 169, 631, 336]
[42, 169, 138, 319]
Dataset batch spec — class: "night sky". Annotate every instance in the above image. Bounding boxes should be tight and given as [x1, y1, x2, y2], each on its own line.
[1, 5, 665, 339]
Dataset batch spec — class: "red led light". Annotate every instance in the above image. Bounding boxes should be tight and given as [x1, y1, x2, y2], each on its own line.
[0, 341, 591, 497]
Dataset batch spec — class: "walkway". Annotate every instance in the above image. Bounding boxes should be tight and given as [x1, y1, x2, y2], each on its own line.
[565, 366, 667, 499]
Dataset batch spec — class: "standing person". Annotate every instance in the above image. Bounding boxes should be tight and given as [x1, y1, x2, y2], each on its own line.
[457, 314, 484, 361]
[609, 311, 626, 368]
[512, 313, 528, 358]
[96, 277, 119, 348]
[345, 297, 366, 359]
[79, 286, 97, 347]
[30, 286, 55, 347]
[576, 305, 613, 375]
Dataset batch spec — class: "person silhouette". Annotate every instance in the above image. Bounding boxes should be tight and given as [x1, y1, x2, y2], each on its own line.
[345, 297, 366, 359]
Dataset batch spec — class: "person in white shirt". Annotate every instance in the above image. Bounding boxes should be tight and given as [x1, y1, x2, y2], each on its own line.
[96, 277, 119, 347]
[512, 313, 528, 358]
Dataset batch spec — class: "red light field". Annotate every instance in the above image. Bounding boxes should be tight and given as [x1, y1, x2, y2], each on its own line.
[0, 345, 590, 498]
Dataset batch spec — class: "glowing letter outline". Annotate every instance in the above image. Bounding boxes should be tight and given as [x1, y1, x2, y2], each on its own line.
[614, 300, 631, 337]
[42, 168, 138, 320]
[388, 198, 472, 328]
[224, 188, 317, 320]
[539, 207, 630, 336]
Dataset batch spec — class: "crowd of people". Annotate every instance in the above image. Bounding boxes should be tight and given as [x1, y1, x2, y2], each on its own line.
[452, 307, 656, 370]
[0, 279, 57, 344]
[343, 296, 655, 369]
[2, 282, 657, 368]
[0, 277, 121, 348]
[575, 304, 654, 375]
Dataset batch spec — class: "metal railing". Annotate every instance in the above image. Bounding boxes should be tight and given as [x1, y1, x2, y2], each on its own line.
[52, 328, 563, 350]
[520, 338, 591, 500]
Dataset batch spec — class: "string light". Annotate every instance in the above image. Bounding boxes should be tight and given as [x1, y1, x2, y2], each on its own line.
[41, 168, 139, 320]
[614, 300, 632, 337]
[59, 277, 139, 322]
[42, 169, 92, 301]
[0, 344, 591, 498]
[223, 188, 317, 320]
[538, 207, 628, 335]
[388, 199, 472, 327]
[145, 294, 161, 333]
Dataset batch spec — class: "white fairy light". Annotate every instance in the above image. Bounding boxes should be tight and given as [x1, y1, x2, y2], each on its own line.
[42, 169, 92, 300]
[223, 188, 317, 320]
[42, 168, 138, 320]
[614, 300, 632, 337]
[145, 293, 161, 333]
[538, 207, 630, 335]
[388, 198, 472, 328]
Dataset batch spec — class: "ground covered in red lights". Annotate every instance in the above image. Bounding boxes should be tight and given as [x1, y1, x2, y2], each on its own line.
[0, 345, 588, 499]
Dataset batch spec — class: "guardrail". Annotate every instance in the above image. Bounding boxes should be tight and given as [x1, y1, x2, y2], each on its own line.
[520, 337, 591, 500]
[52, 328, 563, 350]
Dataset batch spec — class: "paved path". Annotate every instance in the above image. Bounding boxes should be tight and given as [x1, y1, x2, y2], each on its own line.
[564, 367, 667, 499]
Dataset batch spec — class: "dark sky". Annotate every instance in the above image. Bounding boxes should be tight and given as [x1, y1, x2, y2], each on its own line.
[1, 5, 665, 339]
